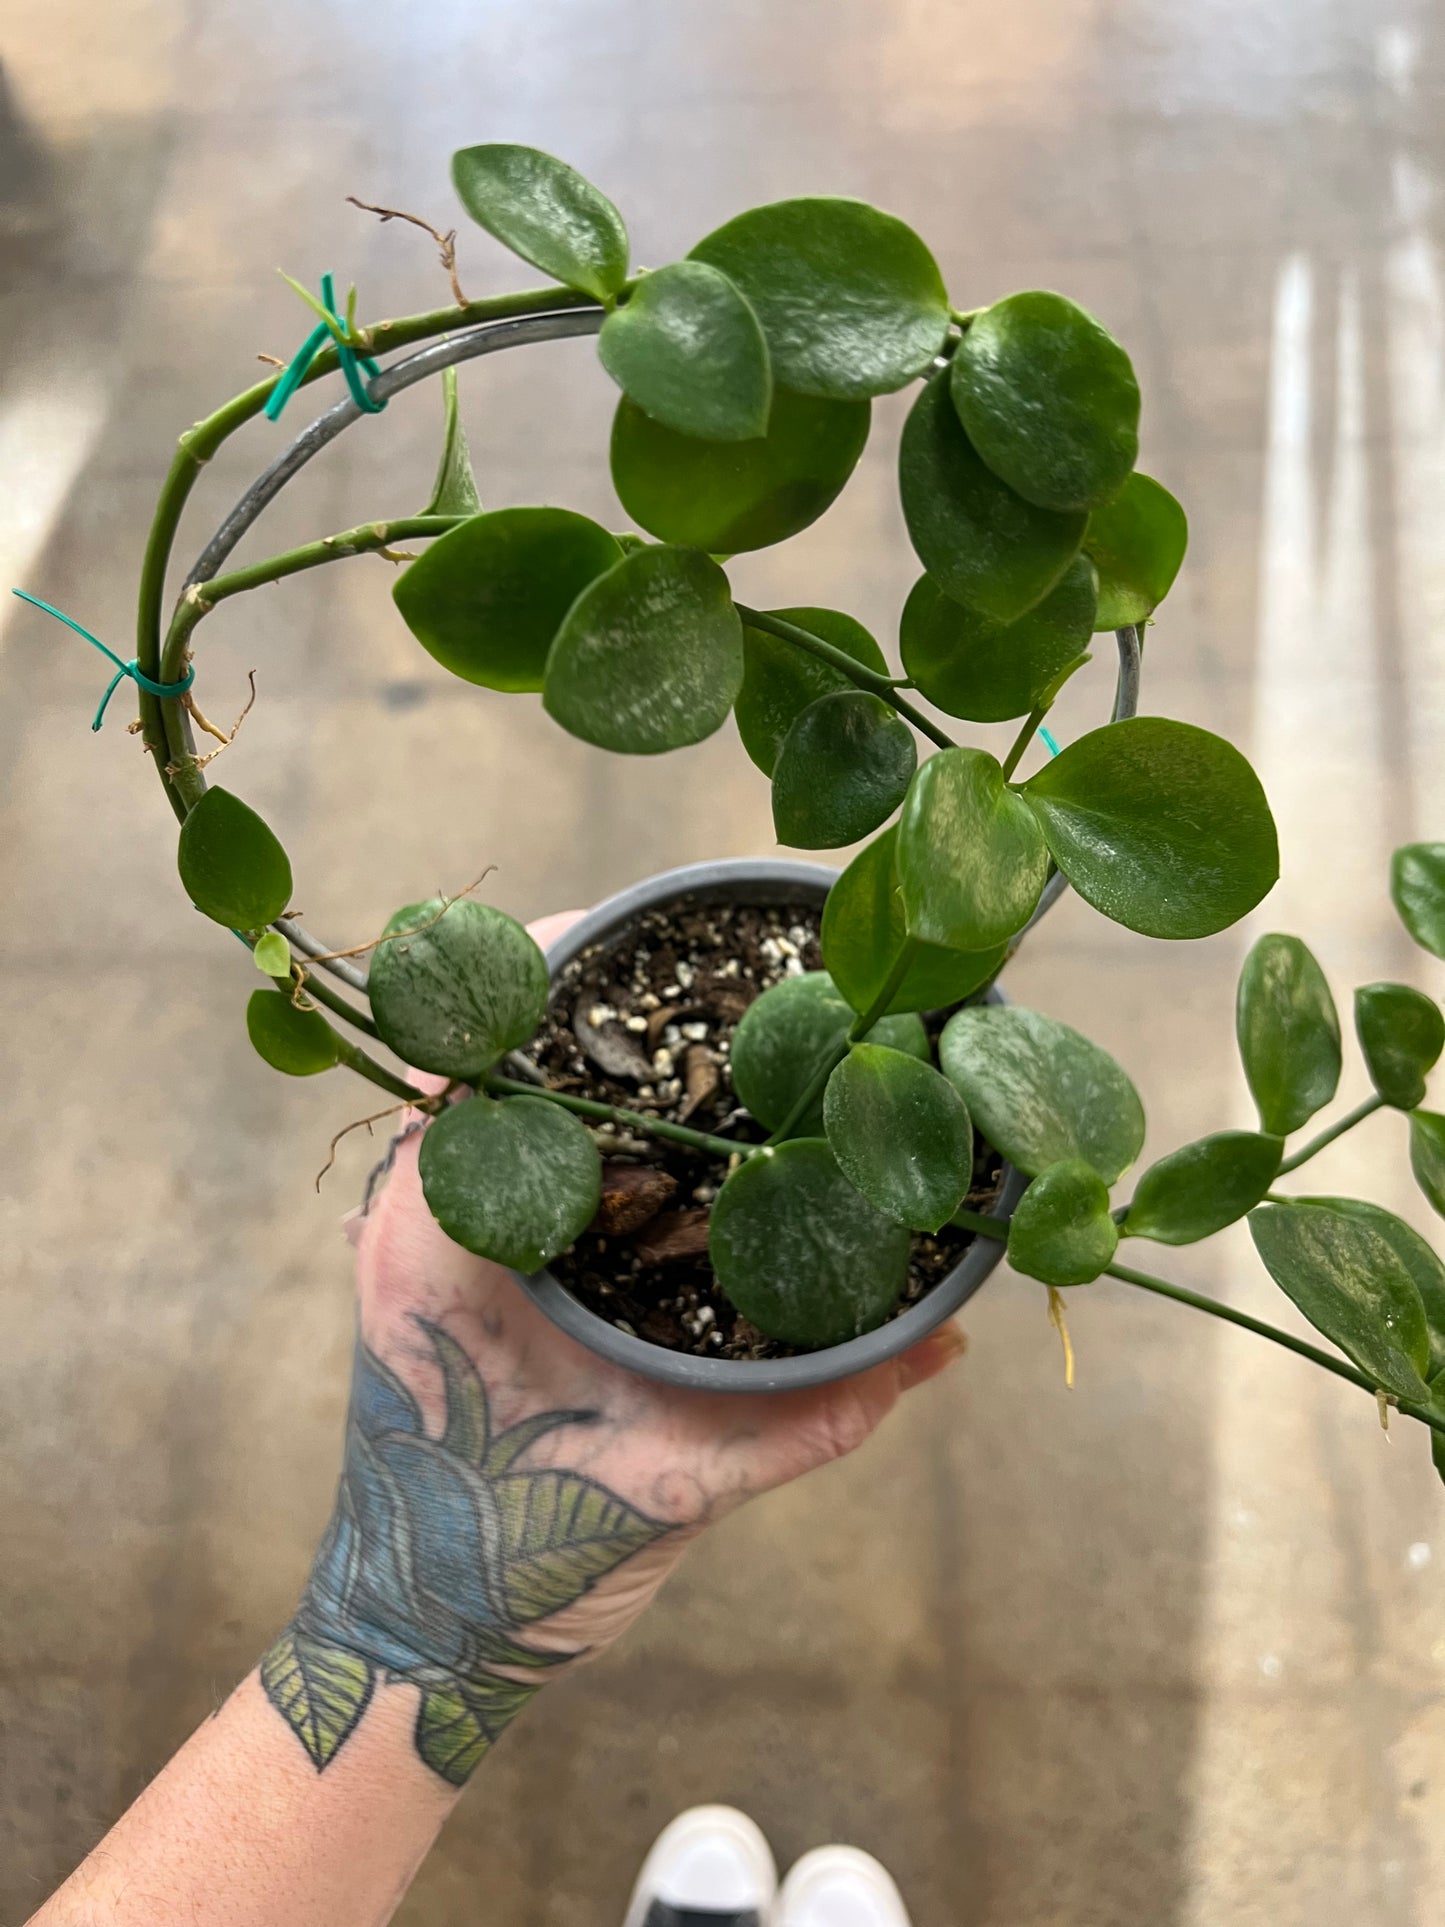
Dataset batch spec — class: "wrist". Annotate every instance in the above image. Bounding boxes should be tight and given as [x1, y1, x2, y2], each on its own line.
[261, 1615, 548, 1789]
[258, 1322, 671, 1789]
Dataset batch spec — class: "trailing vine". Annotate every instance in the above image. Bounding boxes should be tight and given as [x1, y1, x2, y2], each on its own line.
[23, 142, 1445, 1480]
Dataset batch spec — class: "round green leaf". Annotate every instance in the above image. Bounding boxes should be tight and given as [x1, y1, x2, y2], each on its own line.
[598, 261, 771, 441]
[368, 898, 549, 1079]
[709, 1139, 912, 1347]
[1411, 1111, 1445, 1221]
[898, 369, 1087, 624]
[611, 387, 869, 553]
[450, 144, 628, 302]
[771, 692, 916, 850]
[896, 747, 1049, 950]
[1249, 1201, 1432, 1402]
[246, 988, 340, 1077]
[729, 971, 927, 1138]
[1083, 473, 1188, 630]
[1391, 843, 1445, 960]
[1123, 1130, 1283, 1245]
[393, 507, 622, 693]
[419, 1095, 601, 1272]
[543, 545, 743, 754]
[821, 827, 1006, 1017]
[1355, 982, 1444, 1110]
[1007, 1158, 1118, 1285]
[177, 786, 293, 932]
[1299, 1196, 1445, 1379]
[899, 555, 1098, 723]
[939, 1002, 1145, 1183]
[689, 197, 949, 400]
[1022, 717, 1279, 940]
[950, 293, 1140, 514]
[823, 1043, 974, 1232]
[1235, 934, 1341, 1136]
[736, 607, 888, 776]
[253, 931, 292, 978]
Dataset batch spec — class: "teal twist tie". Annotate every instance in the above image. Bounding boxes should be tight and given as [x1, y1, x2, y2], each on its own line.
[1037, 724, 1062, 757]
[10, 589, 196, 730]
[265, 272, 386, 423]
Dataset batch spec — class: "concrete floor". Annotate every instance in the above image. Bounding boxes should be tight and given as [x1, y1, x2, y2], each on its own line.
[4, 0, 1445, 1920]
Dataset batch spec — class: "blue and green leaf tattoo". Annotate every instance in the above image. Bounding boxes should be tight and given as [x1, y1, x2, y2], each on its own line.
[260, 1320, 668, 1784]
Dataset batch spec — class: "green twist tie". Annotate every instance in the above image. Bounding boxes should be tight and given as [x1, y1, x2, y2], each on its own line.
[265, 271, 386, 422]
[10, 589, 196, 730]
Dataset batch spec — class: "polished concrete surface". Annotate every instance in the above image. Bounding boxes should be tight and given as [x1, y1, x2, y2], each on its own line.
[4, 2, 1445, 1921]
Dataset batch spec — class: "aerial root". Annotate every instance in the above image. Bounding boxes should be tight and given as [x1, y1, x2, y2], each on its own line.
[302, 867, 497, 964]
[1047, 1286, 1076, 1390]
[315, 1102, 414, 1191]
[184, 670, 258, 768]
[346, 195, 468, 307]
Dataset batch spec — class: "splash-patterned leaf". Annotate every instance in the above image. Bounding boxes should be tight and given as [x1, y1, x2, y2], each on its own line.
[260, 1629, 374, 1770]
[420, 1320, 490, 1465]
[415, 1675, 542, 1786]
[493, 1470, 666, 1623]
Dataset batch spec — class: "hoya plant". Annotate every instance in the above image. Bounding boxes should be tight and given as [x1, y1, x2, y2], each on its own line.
[24, 145, 1445, 1482]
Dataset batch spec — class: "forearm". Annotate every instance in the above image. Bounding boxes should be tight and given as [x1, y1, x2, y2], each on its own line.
[30, 1668, 458, 1927]
[29, 1105, 958, 1925]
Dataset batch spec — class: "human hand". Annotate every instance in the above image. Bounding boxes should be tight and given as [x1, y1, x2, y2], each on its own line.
[261, 913, 966, 1790]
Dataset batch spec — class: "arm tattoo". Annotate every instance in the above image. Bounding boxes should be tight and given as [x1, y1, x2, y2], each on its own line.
[260, 1318, 668, 1785]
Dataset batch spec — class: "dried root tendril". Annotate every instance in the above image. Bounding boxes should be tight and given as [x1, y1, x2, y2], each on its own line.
[183, 669, 258, 766]
[346, 195, 468, 308]
[302, 867, 497, 965]
[315, 1102, 414, 1191]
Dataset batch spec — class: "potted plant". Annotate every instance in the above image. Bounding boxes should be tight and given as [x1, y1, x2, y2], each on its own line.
[23, 144, 1445, 1472]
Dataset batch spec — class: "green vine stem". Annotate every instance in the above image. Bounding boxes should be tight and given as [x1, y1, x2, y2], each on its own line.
[135, 285, 598, 816]
[767, 937, 921, 1145]
[484, 1072, 759, 1161]
[952, 1205, 1445, 1440]
[332, 1035, 430, 1105]
[1104, 1260, 1445, 1438]
[736, 606, 957, 752]
[1000, 702, 1047, 782]
[1275, 1094, 1386, 1175]
[950, 1207, 1010, 1238]
[293, 966, 383, 1040]
[168, 515, 467, 659]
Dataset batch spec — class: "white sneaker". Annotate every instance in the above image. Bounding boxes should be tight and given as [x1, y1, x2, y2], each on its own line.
[775, 1846, 913, 1927]
[622, 1805, 779, 1927]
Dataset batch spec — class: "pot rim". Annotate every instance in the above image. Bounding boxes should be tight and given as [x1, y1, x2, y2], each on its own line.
[510, 857, 1024, 1393]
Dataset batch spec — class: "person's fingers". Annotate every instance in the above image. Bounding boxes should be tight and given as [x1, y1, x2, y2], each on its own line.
[701, 1319, 969, 1498]
[526, 908, 587, 949]
[894, 1320, 968, 1393]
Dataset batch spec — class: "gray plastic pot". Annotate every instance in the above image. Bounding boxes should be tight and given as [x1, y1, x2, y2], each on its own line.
[511, 858, 1026, 1393]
